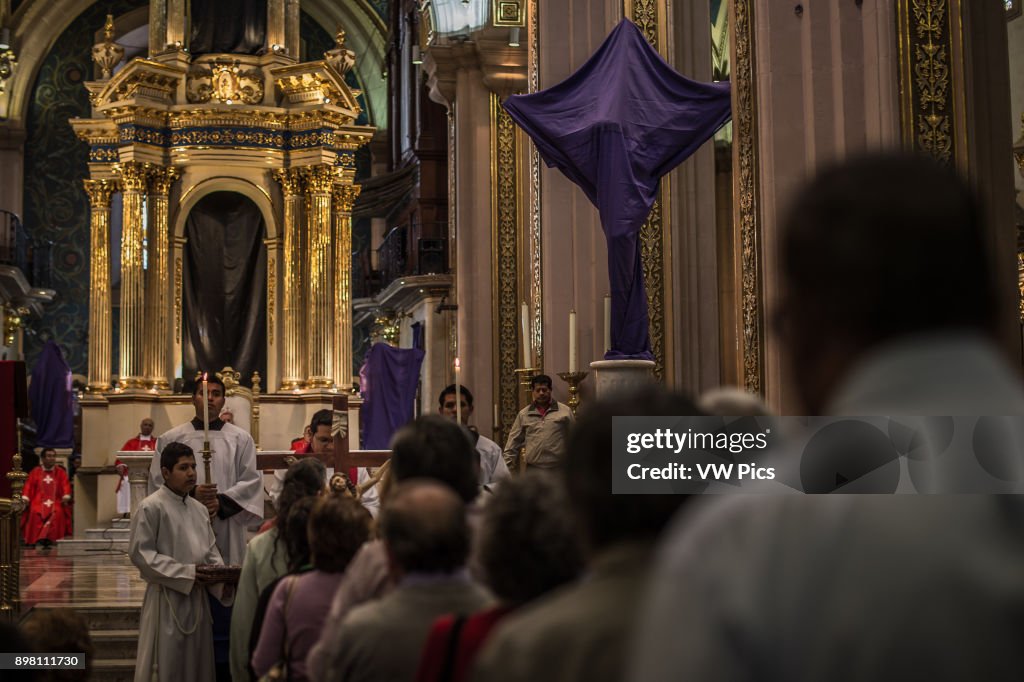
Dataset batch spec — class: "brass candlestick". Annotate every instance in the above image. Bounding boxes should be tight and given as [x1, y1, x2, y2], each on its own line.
[557, 371, 589, 416]
[201, 440, 212, 484]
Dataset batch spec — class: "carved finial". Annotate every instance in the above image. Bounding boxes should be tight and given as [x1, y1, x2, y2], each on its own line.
[103, 14, 116, 42]
[325, 23, 356, 76]
[92, 14, 125, 80]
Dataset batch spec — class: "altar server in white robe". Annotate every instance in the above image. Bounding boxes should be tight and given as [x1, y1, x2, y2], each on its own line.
[130, 442, 231, 682]
[149, 374, 263, 565]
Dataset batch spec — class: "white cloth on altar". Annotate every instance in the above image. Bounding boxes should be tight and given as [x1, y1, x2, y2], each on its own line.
[150, 422, 263, 565]
[129, 485, 227, 682]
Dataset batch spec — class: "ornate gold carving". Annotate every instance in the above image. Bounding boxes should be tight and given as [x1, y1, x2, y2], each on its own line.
[491, 94, 521, 446]
[447, 111, 458, 386]
[733, 0, 764, 394]
[305, 165, 335, 387]
[629, 0, 659, 49]
[331, 183, 358, 388]
[267, 256, 276, 346]
[640, 198, 665, 380]
[897, 0, 954, 163]
[174, 256, 183, 343]
[113, 162, 148, 388]
[186, 60, 265, 105]
[528, 0, 543, 371]
[84, 178, 116, 391]
[274, 167, 305, 390]
[92, 14, 125, 80]
[144, 166, 180, 391]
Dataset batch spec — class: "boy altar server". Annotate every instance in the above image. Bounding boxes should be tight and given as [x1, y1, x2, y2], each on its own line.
[149, 375, 262, 565]
[129, 442, 231, 682]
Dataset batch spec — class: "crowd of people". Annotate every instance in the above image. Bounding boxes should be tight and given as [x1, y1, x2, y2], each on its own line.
[10, 152, 1024, 681]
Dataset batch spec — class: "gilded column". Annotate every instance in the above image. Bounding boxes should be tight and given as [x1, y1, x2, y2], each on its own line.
[273, 168, 306, 389]
[144, 166, 179, 390]
[332, 184, 360, 390]
[115, 161, 148, 389]
[84, 179, 115, 392]
[303, 165, 335, 388]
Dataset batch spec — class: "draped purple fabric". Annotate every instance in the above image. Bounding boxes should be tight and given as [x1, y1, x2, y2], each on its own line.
[361, 343, 426, 449]
[29, 341, 74, 448]
[503, 19, 732, 359]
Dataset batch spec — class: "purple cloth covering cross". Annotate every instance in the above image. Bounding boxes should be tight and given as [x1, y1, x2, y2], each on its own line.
[361, 342, 425, 449]
[503, 19, 731, 359]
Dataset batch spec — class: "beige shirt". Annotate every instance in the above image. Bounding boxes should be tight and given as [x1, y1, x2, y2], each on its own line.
[502, 400, 575, 470]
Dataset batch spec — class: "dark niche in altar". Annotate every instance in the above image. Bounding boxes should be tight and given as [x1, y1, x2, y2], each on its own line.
[190, 0, 267, 56]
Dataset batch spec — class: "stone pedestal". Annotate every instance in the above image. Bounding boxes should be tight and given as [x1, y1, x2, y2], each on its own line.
[589, 360, 657, 399]
[116, 453, 154, 518]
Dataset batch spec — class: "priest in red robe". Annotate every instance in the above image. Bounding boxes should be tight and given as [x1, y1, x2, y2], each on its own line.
[21, 448, 72, 546]
[117, 418, 157, 515]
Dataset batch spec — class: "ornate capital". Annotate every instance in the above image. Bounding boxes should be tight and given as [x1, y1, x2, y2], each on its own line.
[83, 178, 115, 208]
[273, 167, 304, 196]
[148, 166, 181, 195]
[114, 161, 149, 192]
[302, 165, 336, 194]
[331, 184, 361, 212]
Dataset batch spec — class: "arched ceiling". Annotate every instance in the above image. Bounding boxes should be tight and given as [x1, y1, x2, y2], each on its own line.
[3, 0, 388, 132]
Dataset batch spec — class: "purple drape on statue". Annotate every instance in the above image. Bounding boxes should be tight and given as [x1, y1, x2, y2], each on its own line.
[29, 341, 74, 448]
[361, 343, 425, 449]
[503, 19, 732, 359]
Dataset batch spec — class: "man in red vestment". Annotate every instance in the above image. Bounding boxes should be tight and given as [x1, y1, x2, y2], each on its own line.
[115, 418, 156, 516]
[21, 448, 72, 546]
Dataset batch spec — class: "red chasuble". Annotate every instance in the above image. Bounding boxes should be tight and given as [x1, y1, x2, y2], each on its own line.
[21, 465, 72, 543]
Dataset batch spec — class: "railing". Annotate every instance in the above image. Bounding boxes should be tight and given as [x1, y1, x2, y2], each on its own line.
[0, 209, 54, 289]
[0, 452, 26, 625]
[367, 224, 448, 296]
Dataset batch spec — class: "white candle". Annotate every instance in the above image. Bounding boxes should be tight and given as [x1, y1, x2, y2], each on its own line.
[521, 302, 530, 368]
[202, 373, 210, 443]
[569, 310, 578, 373]
[604, 295, 612, 353]
[454, 358, 462, 425]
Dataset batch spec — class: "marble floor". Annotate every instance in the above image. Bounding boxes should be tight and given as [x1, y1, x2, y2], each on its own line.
[19, 547, 146, 611]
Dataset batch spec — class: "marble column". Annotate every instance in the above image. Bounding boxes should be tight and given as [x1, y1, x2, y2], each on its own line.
[274, 168, 306, 389]
[84, 179, 115, 392]
[303, 165, 335, 388]
[332, 184, 360, 390]
[116, 162, 148, 389]
[144, 166, 179, 390]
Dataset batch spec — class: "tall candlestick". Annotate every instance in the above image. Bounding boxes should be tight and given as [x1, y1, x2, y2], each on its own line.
[454, 357, 462, 425]
[202, 372, 210, 443]
[521, 302, 530, 368]
[569, 310, 578, 373]
[603, 295, 612, 353]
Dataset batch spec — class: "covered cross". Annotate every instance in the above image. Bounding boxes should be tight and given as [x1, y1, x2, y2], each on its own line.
[503, 19, 731, 359]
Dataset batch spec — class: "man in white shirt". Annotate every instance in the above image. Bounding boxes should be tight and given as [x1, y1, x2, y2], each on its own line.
[438, 383, 510, 487]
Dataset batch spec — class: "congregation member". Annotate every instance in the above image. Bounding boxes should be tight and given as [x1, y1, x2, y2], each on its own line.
[502, 374, 574, 473]
[129, 442, 231, 682]
[439, 384, 511, 488]
[473, 388, 697, 682]
[150, 375, 262, 565]
[328, 481, 491, 682]
[21, 447, 72, 547]
[306, 415, 481, 680]
[251, 495, 372, 682]
[230, 458, 326, 682]
[417, 473, 583, 682]
[630, 153, 1024, 681]
[267, 409, 335, 506]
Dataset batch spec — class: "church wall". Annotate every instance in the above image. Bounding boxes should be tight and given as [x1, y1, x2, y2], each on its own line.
[752, 0, 900, 413]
